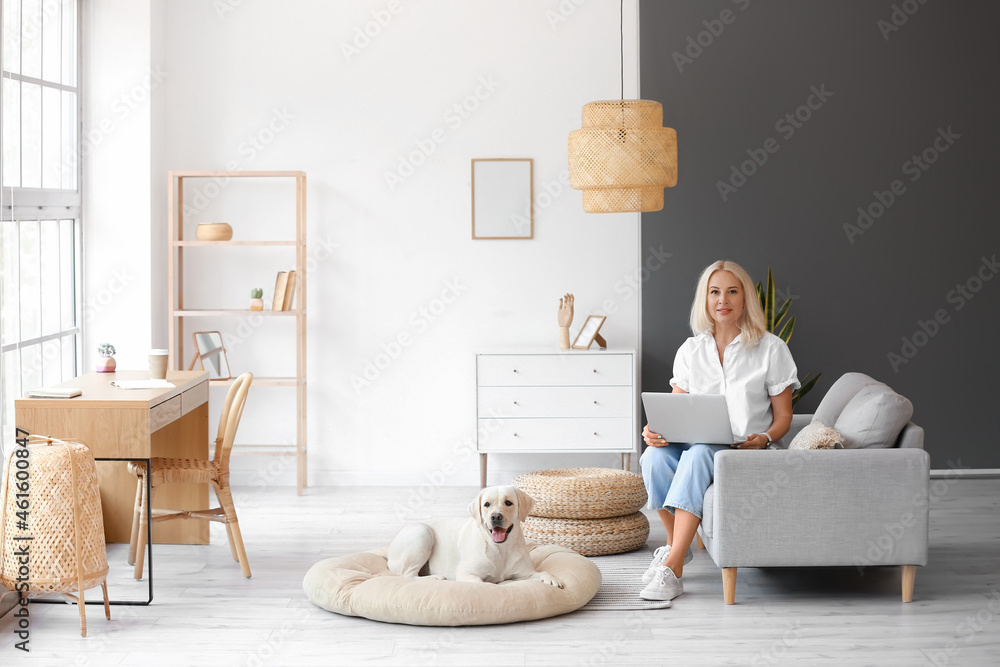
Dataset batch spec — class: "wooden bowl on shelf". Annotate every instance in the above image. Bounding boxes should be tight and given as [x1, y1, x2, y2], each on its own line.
[195, 222, 233, 241]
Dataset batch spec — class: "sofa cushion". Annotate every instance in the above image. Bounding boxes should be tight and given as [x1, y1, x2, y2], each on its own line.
[814, 372, 879, 425]
[833, 384, 913, 449]
[788, 419, 845, 450]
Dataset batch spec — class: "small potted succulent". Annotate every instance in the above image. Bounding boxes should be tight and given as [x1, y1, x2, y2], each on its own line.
[249, 287, 264, 311]
[96, 343, 117, 373]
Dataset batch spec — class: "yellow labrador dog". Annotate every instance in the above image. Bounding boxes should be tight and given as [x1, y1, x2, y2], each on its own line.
[386, 486, 562, 587]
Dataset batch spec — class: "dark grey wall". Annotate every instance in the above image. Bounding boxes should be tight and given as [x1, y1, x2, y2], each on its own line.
[640, 0, 1000, 468]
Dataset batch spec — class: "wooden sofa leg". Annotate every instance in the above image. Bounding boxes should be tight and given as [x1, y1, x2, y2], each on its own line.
[695, 533, 705, 549]
[901, 565, 916, 602]
[723, 568, 737, 604]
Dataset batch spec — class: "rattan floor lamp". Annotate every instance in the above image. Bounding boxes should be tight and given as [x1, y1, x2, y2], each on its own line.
[0, 436, 111, 637]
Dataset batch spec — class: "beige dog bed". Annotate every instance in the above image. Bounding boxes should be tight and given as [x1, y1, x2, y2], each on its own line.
[303, 543, 601, 626]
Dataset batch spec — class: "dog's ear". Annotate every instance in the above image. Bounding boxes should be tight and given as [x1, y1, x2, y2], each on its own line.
[514, 487, 534, 522]
[469, 488, 485, 521]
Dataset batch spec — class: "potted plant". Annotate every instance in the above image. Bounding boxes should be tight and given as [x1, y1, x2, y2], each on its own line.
[96, 343, 117, 373]
[755, 266, 821, 407]
[249, 288, 264, 311]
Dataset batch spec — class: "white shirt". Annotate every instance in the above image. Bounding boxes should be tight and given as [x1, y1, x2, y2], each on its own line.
[670, 332, 800, 441]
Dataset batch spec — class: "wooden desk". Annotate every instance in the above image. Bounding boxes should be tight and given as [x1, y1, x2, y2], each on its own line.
[15, 370, 210, 545]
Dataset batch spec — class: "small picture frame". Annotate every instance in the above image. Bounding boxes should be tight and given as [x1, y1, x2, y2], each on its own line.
[572, 315, 608, 350]
[187, 331, 232, 380]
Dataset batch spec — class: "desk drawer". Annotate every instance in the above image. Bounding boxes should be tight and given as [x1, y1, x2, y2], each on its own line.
[479, 386, 632, 418]
[478, 354, 632, 387]
[478, 418, 633, 452]
[150, 395, 182, 433]
[181, 381, 209, 416]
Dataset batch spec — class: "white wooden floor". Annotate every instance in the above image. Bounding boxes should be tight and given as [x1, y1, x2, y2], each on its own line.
[1, 479, 998, 666]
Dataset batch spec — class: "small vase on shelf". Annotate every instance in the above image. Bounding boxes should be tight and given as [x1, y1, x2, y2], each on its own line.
[249, 288, 264, 311]
[96, 343, 117, 373]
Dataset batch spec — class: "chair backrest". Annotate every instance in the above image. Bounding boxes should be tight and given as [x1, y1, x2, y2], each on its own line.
[213, 372, 253, 471]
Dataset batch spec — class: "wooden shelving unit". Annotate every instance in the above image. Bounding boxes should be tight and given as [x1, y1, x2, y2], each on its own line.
[167, 170, 308, 494]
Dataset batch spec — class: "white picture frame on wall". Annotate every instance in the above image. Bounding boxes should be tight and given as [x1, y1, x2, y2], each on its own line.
[471, 158, 533, 239]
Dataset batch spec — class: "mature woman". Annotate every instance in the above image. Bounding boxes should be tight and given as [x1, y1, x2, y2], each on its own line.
[639, 260, 799, 601]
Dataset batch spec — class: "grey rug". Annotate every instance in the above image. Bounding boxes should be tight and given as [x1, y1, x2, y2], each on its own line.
[582, 545, 672, 610]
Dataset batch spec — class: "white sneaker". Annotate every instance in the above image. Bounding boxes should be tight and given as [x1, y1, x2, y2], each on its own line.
[641, 545, 694, 584]
[640, 565, 683, 601]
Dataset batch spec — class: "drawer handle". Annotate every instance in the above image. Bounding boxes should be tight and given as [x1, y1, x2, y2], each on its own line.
[593, 432, 599, 436]
[513, 401, 519, 405]
[513, 432, 519, 437]
[593, 400, 598, 405]
[592, 369, 597, 373]
[512, 369, 518, 373]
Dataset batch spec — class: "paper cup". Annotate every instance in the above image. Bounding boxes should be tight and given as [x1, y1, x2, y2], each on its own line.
[148, 349, 169, 379]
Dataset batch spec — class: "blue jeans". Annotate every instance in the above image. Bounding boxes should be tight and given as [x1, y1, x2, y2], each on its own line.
[639, 443, 729, 519]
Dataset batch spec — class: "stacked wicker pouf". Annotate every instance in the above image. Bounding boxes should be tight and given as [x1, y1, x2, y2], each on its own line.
[512, 468, 649, 556]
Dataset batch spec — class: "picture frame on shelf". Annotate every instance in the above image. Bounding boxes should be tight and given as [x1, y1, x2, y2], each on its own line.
[187, 331, 232, 380]
[572, 315, 607, 350]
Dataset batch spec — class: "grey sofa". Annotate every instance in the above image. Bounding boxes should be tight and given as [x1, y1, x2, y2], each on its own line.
[696, 373, 930, 604]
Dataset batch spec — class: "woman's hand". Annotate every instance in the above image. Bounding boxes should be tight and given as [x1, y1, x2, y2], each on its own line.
[643, 424, 669, 448]
[736, 433, 769, 449]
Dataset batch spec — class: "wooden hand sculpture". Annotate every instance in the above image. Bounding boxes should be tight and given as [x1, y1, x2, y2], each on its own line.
[558, 293, 574, 349]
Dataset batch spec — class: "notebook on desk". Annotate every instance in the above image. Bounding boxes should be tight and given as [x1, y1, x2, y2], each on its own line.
[26, 386, 82, 399]
[109, 379, 175, 390]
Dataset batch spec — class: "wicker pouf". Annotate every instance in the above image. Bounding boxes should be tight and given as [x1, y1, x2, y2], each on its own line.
[522, 513, 649, 557]
[0, 436, 110, 637]
[513, 467, 649, 556]
[511, 467, 648, 519]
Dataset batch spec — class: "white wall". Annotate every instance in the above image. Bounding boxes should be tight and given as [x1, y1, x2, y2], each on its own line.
[82, 0, 155, 371]
[92, 0, 646, 487]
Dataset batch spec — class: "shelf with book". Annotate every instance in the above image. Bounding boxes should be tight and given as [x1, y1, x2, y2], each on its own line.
[167, 170, 308, 495]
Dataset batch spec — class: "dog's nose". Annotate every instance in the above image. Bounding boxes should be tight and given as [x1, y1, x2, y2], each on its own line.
[491, 512, 504, 524]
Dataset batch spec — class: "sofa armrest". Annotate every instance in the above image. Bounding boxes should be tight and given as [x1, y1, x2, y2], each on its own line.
[897, 422, 924, 449]
[709, 448, 930, 568]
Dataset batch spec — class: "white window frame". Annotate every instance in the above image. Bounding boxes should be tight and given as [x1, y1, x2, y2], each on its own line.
[0, 0, 83, 458]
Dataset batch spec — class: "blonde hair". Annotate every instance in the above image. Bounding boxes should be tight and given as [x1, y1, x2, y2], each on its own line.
[689, 260, 767, 345]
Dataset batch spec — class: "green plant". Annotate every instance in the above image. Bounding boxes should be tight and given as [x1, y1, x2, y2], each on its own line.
[755, 266, 821, 408]
[250, 288, 263, 299]
[97, 343, 116, 357]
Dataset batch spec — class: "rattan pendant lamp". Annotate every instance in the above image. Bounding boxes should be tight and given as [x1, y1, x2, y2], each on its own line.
[568, 1, 678, 213]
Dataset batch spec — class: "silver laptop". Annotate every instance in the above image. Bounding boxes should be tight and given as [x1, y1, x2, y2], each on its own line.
[640, 392, 742, 446]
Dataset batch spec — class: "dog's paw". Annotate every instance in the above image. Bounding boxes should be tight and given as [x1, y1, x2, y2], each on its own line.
[537, 571, 562, 588]
[426, 574, 448, 581]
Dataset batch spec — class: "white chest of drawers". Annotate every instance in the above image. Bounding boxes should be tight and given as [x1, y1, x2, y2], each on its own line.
[476, 349, 637, 487]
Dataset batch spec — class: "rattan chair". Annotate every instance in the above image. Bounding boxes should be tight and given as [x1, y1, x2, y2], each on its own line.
[128, 372, 253, 579]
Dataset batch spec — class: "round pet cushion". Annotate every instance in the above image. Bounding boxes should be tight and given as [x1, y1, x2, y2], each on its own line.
[303, 543, 601, 626]
[511, 467, 648, 519]
[522, 512, 649, 556]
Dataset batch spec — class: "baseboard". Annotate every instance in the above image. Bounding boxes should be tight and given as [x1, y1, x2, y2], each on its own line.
[931, 468, 1000, 479]
[228, 452, 635, 488]
[227, 467, 1000, 487]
